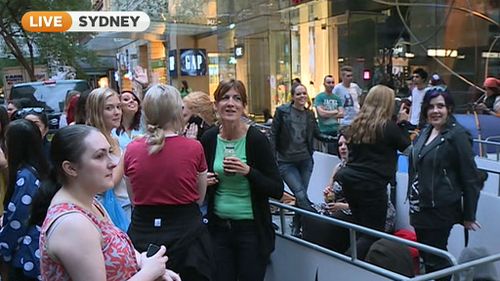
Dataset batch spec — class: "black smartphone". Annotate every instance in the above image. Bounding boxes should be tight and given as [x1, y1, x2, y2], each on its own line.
[146, 243, 161, 257]
[188, 115, 203, 126]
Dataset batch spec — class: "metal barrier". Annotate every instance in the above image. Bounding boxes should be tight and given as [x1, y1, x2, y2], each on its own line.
[270, 201, 500, 281]
[475, 137, 500, 161]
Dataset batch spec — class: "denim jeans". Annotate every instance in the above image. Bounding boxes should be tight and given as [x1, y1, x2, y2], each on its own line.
[278, 157, 314, 209]
[210, 217, 268, 281]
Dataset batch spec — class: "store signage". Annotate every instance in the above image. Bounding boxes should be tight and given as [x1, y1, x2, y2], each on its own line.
[151, 59, 166, 69]
[234, 45, 244, 58]
[180, 49, 207, 76]
[168, 50, 177, 78]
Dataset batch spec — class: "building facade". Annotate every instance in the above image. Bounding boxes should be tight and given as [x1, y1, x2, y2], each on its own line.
[89, 0, 500, 115]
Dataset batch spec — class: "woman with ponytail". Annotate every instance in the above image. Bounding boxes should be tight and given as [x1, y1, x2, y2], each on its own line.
[32, 125, 179, 281]
[0, 119, 48, 280]
[124, 84, 213, 281]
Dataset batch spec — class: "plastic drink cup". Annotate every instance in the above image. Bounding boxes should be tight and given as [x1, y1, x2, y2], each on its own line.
[223, 144, 236, 176]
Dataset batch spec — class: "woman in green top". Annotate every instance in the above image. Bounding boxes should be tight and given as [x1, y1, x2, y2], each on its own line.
[179, 80, 192, 98]
[200, 79, 283, 281]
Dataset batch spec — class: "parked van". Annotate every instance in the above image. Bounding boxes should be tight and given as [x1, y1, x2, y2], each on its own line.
[10, 79, 90, 129]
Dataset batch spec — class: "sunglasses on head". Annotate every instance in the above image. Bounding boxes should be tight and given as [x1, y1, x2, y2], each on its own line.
[17, 107, 45, 114]
[14, 107, 45, 119]
[426, 86, 448, 93]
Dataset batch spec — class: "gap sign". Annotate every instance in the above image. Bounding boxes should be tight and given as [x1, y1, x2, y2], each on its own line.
[180, 49, 207, 76]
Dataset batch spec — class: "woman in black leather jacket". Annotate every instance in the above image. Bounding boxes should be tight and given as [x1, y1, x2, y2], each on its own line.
[408, 87, 482, 281]
[270, 83, 334, 235]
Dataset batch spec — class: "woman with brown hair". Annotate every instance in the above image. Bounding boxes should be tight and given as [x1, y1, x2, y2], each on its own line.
[334, 84, 410, 260]
[200, 79, 283, 281]
[115, 90, 143, 151]
[270, 82, 334, 236]
[409, 87, 482, 281]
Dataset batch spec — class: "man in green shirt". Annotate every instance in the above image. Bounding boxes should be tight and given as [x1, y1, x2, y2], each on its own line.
[313, 75, 344, 154]
[314, 74, 344, 133]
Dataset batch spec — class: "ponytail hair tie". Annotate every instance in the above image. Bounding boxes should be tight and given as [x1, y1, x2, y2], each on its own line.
[147, 124, 159, 133]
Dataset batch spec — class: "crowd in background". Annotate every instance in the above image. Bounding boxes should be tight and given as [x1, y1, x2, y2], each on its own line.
[0, 66, 496, 281]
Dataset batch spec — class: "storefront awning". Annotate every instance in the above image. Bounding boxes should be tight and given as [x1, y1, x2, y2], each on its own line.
[84, 21, 166, 52]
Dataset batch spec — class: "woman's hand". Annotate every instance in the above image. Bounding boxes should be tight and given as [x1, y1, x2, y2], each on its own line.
[398, 103, 409, 122]
[223, 157, 250, 176]
[133, 65, 149, 86]
[323, 185, 334, 203]
[464, 220, 481, 231]
[474, 103, 487, 112]
[184, 123, 198, 140]
[323, 185, 333, 197]
[159, 269, 181, 281]
[326, 202, 349, 213]
[139, 246, 169, 280]
[207, 172, 219, 186]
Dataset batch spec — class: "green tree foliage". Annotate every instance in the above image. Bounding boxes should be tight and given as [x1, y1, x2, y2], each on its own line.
[0, 0, 95, 81]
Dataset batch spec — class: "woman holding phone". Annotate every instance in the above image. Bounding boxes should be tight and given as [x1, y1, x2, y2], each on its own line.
[31, 125, 180, 281]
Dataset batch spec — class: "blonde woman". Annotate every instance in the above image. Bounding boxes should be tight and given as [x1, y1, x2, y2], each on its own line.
[124, 84, 213, 281]
[182, 91, 216, 140]
[86, 87, 130, 231]
[334, 85, 410, 260]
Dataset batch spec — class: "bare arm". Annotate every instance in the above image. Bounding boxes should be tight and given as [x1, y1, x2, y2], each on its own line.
[197, 170, 207, 206]
[125, 176, 134, 206]
[48, 213, 167, 281]
[47, 213, 108, 280]
[0, 148, 7, 169]
[112, 153, 125, 187]
[316, 105, 340, 118]
[337, 106, 344, 118]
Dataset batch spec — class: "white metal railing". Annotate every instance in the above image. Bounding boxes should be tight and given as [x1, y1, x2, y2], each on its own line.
[270, 201, 500, 281]
[271, 201, 454, 280]
[475, 137, 500, 161]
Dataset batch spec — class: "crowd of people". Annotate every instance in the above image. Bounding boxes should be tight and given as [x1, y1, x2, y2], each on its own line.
[0, 67, 496, 281]
[275, 68, 492, 280]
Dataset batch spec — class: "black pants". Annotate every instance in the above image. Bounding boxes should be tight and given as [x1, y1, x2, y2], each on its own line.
[324, 131, 338, 155]
[302, 210, 355, 253]
[128, 204, 214, 281]
[415, 227, 453, 281]
[342, 184, 388, 260]
[210, 216, 268, 281]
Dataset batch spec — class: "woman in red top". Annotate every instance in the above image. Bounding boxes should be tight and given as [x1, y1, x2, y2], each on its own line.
[31, 125, 180, 281]
[124, 84, 213, 281]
